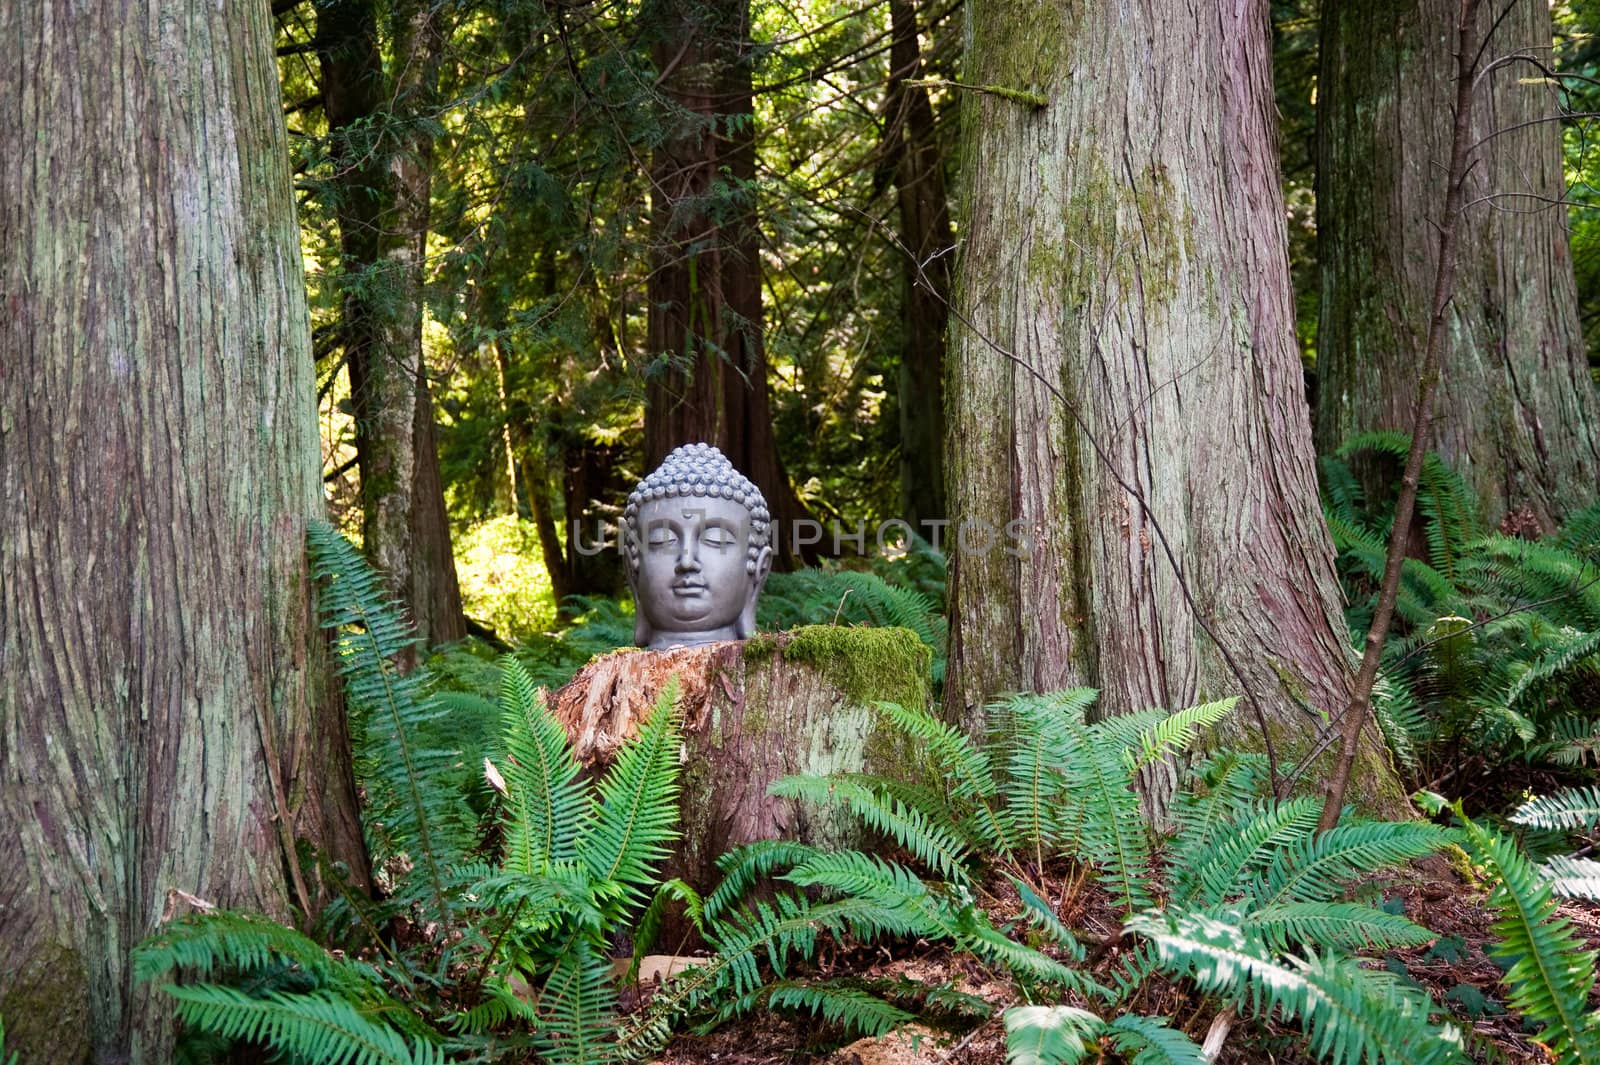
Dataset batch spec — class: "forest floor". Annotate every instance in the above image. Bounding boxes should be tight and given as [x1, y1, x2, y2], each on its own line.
[641, 866, 1600, 1065]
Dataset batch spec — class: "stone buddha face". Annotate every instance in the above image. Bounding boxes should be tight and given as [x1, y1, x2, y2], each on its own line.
[623, 444, 773, 650]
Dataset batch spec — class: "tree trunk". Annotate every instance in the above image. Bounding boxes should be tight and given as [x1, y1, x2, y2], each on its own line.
[550, 628, 931, 890]
[1316, 0, 1600, 529]
[944, 0, 1406, 815]
[318, 0, 465, 644]
[0, 2, 369, 1060]
[644, 0, 810, 559]
[885, 0, 953, 529]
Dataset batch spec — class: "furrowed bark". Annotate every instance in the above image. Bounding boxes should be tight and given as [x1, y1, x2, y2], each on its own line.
[1316, 0, 1600, 528]
[885, 0, 954, 529]
[643, 0, 811, 559]
[318, 0, 465, 645]
[1319, 0, 1483, 831]
[945, 0, 1406, 816]
[0, 2, 368, 1059]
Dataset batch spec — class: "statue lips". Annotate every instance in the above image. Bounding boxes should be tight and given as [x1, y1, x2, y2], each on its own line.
[671, 577, 710, 599]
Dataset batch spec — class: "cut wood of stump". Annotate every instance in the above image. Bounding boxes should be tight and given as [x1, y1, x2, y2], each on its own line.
[549, 625, 932, 891]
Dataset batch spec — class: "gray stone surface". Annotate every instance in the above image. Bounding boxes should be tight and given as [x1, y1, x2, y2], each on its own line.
[622, 443, 772, 649]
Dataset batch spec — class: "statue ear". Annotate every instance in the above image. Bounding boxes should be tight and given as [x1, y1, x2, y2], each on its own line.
[627, 565, 651, 647]
[736, 545, 774, 639]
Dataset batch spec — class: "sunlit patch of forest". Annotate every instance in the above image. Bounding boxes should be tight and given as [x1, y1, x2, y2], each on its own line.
[4, 0, 1600, 1063]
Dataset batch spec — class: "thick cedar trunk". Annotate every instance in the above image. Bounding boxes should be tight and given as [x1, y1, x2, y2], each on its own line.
[1316, 0, 1600, 529]
[945, 1, 1405, 814]
[318, 0, 465, 644]
[0, 3, 368, 1060]
[644, 0, 809, 558]
[886, 0, 953, 528]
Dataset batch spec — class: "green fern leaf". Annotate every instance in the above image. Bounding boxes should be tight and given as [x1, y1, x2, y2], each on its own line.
[1129, 699, 1237, 772]
[1004, 1005, 1103, 1065]
[1175, 797, 1320, 906]
[1241, 902, 1436, 953]
[1129, 909, 1463, 1065]
[741, 980, 913, 1038]
[537, 937, 618, 1065]
[1007, 874, 1084, 958]
[580, 681, 683, 913]
[704, 840, 823, 923]
[308, 522, 474, 920]
[496, 656, 590, 875]
[1170, 753, 1272, 860]
[163, 985, 445, 1065]
[784, 851, 961, 939]
[1511, 786, 1600, 833]
[1255, 822, 1455, 906]
[1540, 856, 1600, 900]
[768, 775, 972, 885]
[1104, 1015, 1208, 1065]
[1450, 808, 1600, 1064]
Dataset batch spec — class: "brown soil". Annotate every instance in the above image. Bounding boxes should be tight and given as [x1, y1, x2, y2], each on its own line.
[637, 863, 1600, 1065]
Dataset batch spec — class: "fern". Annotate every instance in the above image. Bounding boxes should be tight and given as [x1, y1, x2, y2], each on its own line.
[538, 938, 618, 1065]
[1240, 902, 1436, 953]
[1252, 821, 1456, 907]
[134, 910, 384, 993]
[1128, 909, 1463, 1065]
[768, 774, 972, 884]
[1541, 855, 1600, 900]
[716, 980, 912, 1037]
[1103, 1014, 1209, 1065]
[495, 657, 589, 875]
[1439, 797, 1600, 1065]
[1511, 786, 1600, 833]
[1004, 1005, 1105, 1065]
[702, 840, 822, 923]
[1169, 752, 1273, 858]
[162, 985, 446, 1065]
[578, 680, 683, 914]
[1172, 796, 1322, 907]
[308, 522, 476, 921]
[1058, 713, 1154, 912]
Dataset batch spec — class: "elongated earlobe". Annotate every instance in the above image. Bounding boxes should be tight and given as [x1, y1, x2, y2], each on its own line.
[629, 572, 651, 647]
[736, 546, 774, 639]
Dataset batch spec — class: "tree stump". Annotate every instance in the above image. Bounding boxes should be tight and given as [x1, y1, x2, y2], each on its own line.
[550, 625, 933, 891]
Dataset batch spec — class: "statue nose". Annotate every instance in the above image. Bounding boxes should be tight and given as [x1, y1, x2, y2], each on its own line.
[675, 542, 701, 571]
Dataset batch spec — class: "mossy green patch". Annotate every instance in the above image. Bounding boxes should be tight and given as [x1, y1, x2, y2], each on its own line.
[745, 625, 932, 712]
[2, 941, 92, 1062]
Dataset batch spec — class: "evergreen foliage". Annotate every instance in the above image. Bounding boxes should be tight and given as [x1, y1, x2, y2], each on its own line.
[1427, 793, 1600, 1064]
[136, 528, 690, 1064]
[1321, 439, 1600, 781]
[680, 690, 1461, 1065]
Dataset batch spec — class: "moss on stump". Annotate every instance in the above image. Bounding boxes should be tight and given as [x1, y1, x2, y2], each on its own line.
[550, 626, 933, 890]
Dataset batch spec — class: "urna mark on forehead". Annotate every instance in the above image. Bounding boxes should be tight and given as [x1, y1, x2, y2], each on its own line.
[623, 443, 776, 650]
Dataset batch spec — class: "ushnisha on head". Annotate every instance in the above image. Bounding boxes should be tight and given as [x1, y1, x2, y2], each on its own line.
[622, 443, 774, 650]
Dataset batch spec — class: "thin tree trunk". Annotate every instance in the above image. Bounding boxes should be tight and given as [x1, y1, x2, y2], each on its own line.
[318, 0, 465, 644]
[885, 0, 952, 528]
[0, 2, 368, 1059]
[1320, 0, 1483, 830]
[945, 0, 1406, 816]
[644, 0, 810, 558]
[1316, 0, 1600, 529]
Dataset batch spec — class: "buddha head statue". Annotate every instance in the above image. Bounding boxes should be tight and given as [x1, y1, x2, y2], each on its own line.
[622, 443, 773, 650]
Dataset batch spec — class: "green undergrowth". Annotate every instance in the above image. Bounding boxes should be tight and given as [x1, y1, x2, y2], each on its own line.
[1322, 432, 1600, 794]
[129, 523, 1540, 1065]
